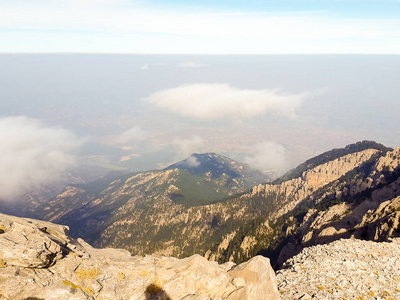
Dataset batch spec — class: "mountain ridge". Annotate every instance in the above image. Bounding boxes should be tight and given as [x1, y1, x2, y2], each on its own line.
[274, 140, 391, 184]
[219, 144, 400, 266]
[31, 152, 269, 249]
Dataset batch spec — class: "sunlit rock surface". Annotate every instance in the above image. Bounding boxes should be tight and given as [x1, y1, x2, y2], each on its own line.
[0, 213, 279, 300]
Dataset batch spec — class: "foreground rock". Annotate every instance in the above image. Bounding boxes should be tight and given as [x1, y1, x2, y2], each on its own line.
[277, 238, 400, 299]
[0, 213, 279, 300]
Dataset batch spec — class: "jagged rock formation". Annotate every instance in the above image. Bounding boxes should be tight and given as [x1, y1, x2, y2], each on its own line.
[0, 212, 279, 300]
[270, 146, 400, 267]
[250, 148, 380, 219]
[216, 142, 400, 266]
[274, 141, 391, 184]
[277, 238, 400, 299]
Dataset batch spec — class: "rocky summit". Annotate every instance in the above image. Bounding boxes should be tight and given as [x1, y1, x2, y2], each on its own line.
[0, 212, 279, 300]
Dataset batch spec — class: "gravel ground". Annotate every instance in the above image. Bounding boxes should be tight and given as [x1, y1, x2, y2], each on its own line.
[277, 238, 400, 300]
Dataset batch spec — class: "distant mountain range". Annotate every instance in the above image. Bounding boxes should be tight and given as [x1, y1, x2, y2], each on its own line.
[5, 140, 400, 269]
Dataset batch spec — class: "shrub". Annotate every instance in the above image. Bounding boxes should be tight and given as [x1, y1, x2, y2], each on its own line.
[331, 214, 341, 222]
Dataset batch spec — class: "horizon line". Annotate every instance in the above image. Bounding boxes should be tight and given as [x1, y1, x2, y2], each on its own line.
[1, 52, 400, 56]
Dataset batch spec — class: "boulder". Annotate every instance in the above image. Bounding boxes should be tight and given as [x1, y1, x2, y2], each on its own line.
[228, 256, 280, 300]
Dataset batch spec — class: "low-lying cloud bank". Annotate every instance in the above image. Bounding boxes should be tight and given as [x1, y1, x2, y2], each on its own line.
[0, 116, 82, 200]
[173, 135, 204, 161]
[144, 83, 307, 120]
[117, 126, 146, 144]
[245, 141, 288, 173]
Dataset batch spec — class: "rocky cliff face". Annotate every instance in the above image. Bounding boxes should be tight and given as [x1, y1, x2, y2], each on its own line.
[250, 149, 379, 219]
[225, 144, 400, 267]
[276, 146, 400, 262]
[0, 212, 279, 300]
[208, 146, 391, 263]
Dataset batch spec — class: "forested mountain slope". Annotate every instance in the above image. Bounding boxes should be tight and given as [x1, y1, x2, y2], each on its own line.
[33, 153, 268, 255]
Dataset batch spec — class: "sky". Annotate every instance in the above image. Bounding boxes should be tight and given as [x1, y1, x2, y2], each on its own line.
[0, 1, 400, 200]
[1, 0, 400, 54]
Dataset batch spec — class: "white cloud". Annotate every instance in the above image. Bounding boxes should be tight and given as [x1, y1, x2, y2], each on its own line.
[0, 116, 82, 200]
[117, 126, 146, 144]
[245, 141, 288, 172]
[144, 83, 306, 120]
[172, 136, 204, 160]
[119, 153, 140, 162]
[178, 62, 209, 68]
[184, 155, 201, 168]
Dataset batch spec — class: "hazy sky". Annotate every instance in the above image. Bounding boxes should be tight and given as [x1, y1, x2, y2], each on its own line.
[1, 0, 400, 54]
[1, 1, 400, 199]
